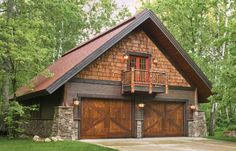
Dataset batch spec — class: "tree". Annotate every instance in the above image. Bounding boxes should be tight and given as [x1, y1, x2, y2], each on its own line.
[0, 0, 130, 118]
[141, 0, 236, 134]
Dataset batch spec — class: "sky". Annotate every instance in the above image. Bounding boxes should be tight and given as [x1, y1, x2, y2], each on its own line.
[0, 0, 141, 15]
[115, 0, 141, 15]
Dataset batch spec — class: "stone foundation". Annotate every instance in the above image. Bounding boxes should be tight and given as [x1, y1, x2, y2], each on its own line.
[23, 106, 208, 139]
[188, 111, 207, 137]
[23, 119, 53, 137]
[51, 106, 75, 140]
[23, 106, 78, 140]
[72, 120, 79, 140]
[224, 131, 236, 137]
[136, 120, 143, 138]
[135, 104, 144, 138]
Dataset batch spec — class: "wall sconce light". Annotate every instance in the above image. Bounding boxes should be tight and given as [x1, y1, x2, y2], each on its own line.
[189, 105, 196, 110]
[123, 52, 129, 60]
[138, 103, 145, 108]
[153, 58, 158, 64]
[73, 97, 81, 106]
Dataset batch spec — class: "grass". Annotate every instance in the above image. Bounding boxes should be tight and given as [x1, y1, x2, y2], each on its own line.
[207, 131, 236, 142]
[0, 137, 117, 151]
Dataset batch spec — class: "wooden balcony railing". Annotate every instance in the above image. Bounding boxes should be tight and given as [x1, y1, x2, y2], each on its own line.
[122, 67, 168, 94]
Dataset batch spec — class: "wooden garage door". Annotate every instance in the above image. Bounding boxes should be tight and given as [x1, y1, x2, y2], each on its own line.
[143, 101, 185, 137]
[80, 98, 132, 139]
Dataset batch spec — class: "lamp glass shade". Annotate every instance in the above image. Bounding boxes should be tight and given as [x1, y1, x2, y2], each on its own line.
[73, 100, 80, 106]
[190, 105, 196, 110]
[124, 54, 129, 60]
[138, 103, 145, 108]
[153, 58, 158, 64]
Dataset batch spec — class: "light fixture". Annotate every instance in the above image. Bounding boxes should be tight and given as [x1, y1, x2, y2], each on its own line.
[73, 95, 81, 106]
[73, 98, 80, 106]
[189, 105, 196, 110]
[138, 103, 145, 108]
[123, 52, 129, 60]
[124, 54, 129, 60]
[153, 58, 158, 64]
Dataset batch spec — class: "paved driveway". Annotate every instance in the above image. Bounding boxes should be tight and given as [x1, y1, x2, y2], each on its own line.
[81, 137, 236, 151]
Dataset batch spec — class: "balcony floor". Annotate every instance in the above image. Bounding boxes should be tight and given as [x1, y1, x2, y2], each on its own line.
[122, 85, 165, 94]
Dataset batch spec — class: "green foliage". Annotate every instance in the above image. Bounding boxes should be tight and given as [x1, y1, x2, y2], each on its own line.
[141, 0, 236, 132]
[227, 125, 236, 131]
[0, 0, 130, 138]
[4, 101, 38, 138]
[0, 0, 130, 92]
[0, 0, 130, 115]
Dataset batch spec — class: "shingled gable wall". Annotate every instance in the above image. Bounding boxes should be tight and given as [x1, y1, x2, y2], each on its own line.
[77, 29, 190, 87]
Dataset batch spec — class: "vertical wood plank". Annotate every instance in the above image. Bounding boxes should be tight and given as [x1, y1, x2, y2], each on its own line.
[194, 88, 198, 110]
[63, 84, 68, 106]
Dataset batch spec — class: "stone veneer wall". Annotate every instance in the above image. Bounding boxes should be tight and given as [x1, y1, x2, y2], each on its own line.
[77, 30, 189, 87]
[135, 104, 144, 138]
[23, 107, 206, 139]
[23, 106, 79, 140]
[188, 111, 207, 137]
[72, 120, 79, 140]
[224, 131, 236, 137]
[51, 106, 78, 140]
[23, 119, 53, 137]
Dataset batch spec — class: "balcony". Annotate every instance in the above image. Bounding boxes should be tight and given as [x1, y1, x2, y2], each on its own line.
[121, 68, 168, 94]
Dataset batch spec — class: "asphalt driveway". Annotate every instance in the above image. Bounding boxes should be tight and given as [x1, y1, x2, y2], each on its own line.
[81, 137, 236, 151]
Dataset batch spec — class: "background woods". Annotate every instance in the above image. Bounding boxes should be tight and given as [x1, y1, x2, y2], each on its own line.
[0, 0, 129, 106]
[0, 0, 130, 135]
[142, 0, 236, 134]
[0, 0, 236, 136]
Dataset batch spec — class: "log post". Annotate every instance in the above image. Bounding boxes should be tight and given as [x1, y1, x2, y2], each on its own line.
[131, 67, 135, 93]
[194, 88, 199, 110]
[121, 71, 124, 94]
[149, 71, 152, 94]
[165, 74, 168, 94]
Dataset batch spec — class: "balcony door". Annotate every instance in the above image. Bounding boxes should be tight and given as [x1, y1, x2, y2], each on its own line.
[129, 55, 150, 83]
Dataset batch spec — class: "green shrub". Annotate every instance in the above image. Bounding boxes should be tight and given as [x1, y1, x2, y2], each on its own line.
[216, 116, 229, 128]
[4, 101, 38, 138]
[215, 126, 226, 132]
[227, 125, 236, 131]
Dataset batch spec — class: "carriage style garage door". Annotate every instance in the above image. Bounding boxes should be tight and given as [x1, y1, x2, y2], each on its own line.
[80, 98, 132, 139]
[143, 101, 185, 137]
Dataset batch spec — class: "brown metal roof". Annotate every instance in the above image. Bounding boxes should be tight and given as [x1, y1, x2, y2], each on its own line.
[16, 13, 135, 99]
[16, 9, 212, 102]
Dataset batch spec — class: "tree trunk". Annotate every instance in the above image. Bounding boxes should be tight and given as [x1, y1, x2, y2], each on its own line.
[209, 102, 217, 136]
[2, 74, 9, 113]
[226, 107, 230, 123]
[1, 0, 16, 113]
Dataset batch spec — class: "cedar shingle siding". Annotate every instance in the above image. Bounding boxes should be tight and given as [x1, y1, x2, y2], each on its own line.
[78, 30, 189, 87]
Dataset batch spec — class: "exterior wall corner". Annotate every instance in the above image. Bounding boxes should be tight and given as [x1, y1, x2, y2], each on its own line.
[51, 106, 76, 140]
[188, 111, 208, 137]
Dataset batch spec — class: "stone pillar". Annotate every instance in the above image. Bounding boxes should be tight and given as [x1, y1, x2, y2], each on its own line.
[72, 120, 79, 140]
[136, 120, 143, 138]
[188, 111, 207, 137]
[135, 106, 144, 138]
[51, 106, 74, 140]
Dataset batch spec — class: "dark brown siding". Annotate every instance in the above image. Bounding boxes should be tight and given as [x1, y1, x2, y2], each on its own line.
[65, 79, 195, 120]
[22, 87, 64, 119]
